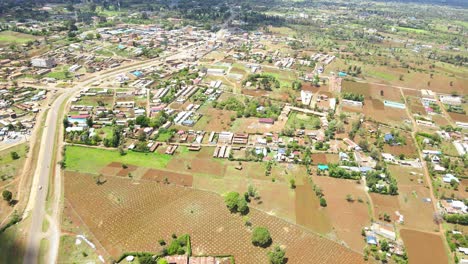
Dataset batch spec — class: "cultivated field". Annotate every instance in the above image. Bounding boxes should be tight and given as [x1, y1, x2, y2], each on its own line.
[64, 172, 367, 263]
[400, 229, 448, 264]
[312, 176, 371, 252]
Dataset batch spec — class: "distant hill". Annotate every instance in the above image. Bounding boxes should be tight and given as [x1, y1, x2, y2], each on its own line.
[372, 0, 468, 8]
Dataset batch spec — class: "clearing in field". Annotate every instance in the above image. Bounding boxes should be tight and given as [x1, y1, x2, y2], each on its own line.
[286, 112, 321, 130]
[230, 117, 287, 134]
[193, 108, 236, 131]
[400, 229, 448, 264]
[64, 172, 367, 263]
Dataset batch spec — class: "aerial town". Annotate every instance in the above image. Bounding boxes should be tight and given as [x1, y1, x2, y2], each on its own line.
[0, 1, 466, 264]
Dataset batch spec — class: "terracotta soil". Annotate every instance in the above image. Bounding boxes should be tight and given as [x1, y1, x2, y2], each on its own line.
[400, 229, 448, 264]
[295, 182, 332, 234]
[312, 176, 371, 252]
[142, 169, 193, 187]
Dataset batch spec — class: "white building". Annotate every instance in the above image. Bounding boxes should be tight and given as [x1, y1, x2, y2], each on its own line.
[31, 57, 56, 68]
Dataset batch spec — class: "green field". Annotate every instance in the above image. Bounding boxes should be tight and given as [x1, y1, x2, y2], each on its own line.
[64, 145, 172, 174]
[286, 112, 321, 130]
[57, 235, 100, 263]
[0, 143, 27, 181]
[396, 26, 428, 34]
[0, 31, 37, 45]
[45, 71, 71, 80]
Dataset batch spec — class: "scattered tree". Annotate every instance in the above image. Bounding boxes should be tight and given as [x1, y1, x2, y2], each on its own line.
[268, 245, 286, 264]
[2, 190, 12, 202]
[252, 227, 272, 247]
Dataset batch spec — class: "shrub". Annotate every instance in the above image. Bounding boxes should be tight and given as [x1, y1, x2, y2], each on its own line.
[320, 197, 327, 207]
[268, 245, 286, 264]
[10, 152, 19, 160]
[2, 190, 12, 202]
[237, 198, 249, 215]
[224, 192, 240, 212]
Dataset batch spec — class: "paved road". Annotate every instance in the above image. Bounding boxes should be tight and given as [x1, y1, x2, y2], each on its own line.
[23, 89, 76, 264]
[22, 48, 199, 263]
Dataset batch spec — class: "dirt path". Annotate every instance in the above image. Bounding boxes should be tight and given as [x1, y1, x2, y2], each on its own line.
[400, 87, 442, 233]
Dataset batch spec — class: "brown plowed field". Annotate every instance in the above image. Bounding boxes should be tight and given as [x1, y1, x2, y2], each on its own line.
[400, 229, 448, 264]
[142, 169, 193, 187]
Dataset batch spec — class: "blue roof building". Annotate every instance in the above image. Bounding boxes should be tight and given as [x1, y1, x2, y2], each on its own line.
[384, 133, 394, 142]
[318, 164, 329, 171]
[366, 235, 378, 245]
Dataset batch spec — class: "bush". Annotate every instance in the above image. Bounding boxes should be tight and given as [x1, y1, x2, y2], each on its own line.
[320, 197, 327, 207]
[268, 245, 286, 264]
[167, 240, 180, 255]
[224, 192, 240, 212]
[444, 214, 468, 225]
[2, 190, 12, 202]
[10, 152, 20, 160]
[252, 227, 272, 247]
[237, 198, 249, 215]
[157, 259, 169, 264]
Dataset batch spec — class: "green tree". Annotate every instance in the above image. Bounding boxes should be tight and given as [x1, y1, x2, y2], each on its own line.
[10, 152, 20, 160]
[252, 227, 272, 247]
[167, 240, 180, 255]
[380, 240, 389, 252]
[224, 192, 240, 212]
[268, 245, 286, 264]
[237, 198, 249, 215]
[2, 190, 12, 202]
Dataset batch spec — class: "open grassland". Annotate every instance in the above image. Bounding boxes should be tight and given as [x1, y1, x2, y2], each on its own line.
[64, 172, 367, 263]
[286, 112, 321, 130]
[64, 145, 172, 174]
[0, 31, 38, 45]
[0, 143, 27, 187]
[0, 223, 24, 264]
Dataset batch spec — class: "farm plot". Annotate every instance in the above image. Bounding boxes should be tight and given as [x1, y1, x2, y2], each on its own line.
[400, 229, 448, 264]
[382, 132, 419, 158]
[193, 175, 298, 223]
[295, 182, 332, 234]
[312, 176, 371, 252]
[363, 99, 409, 126]
[193, 108, 237, 131]
[166, 156, 226, 178]
[64, 172, 367, 264]
[142, 169, 193, 187]
[230, 117, 287, 134]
